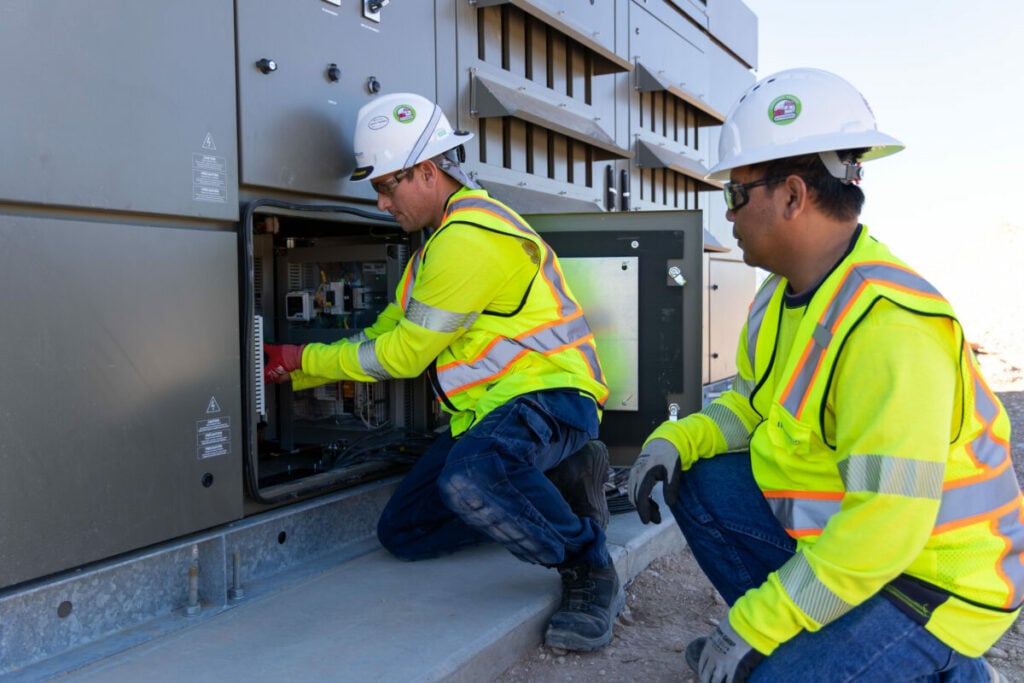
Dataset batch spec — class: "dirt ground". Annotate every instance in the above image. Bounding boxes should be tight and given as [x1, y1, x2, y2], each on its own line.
[497, 331, 1024, 682]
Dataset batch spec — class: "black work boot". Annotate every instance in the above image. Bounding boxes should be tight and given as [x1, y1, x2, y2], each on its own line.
[544, 561, 624, 651]
[547, 440, 611, 529]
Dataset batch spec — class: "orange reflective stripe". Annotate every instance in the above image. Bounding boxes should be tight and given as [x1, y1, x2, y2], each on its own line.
[398, 251, 421, 309]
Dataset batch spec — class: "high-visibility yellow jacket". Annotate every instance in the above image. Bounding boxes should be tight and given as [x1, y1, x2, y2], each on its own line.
[647, 226, 1023, 657]
[291, 187, 608, 436]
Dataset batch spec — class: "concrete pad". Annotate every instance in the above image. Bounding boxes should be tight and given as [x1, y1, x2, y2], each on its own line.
[56, 513, 684, 683]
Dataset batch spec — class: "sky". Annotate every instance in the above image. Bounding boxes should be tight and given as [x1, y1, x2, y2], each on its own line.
[739, 0, 1024, 339]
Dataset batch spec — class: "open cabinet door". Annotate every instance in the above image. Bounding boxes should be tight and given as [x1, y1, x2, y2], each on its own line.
[527, 211, 703, 466]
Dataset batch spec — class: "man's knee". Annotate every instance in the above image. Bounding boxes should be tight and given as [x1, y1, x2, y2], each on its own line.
[437, 457, 490, 517]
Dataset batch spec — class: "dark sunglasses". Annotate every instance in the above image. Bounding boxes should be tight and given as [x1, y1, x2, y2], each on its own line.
[723, 176, 784, 211]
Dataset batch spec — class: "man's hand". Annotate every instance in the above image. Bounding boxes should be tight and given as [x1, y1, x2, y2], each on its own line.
[264, 344, 304, 383]
[626, 438, 681, 524]
[697, 619, 763, 683]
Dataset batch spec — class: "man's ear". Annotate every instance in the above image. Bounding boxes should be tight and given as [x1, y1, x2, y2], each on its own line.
[781, 175, 808, 219]
[417, 159, 437, 184]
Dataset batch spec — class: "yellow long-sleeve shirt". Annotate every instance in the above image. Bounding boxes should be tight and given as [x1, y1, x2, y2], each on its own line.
[647, 226, 1021, 657]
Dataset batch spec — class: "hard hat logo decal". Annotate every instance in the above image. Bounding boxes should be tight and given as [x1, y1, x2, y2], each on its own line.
[769, 95, 801, 125]
[394, 105, 416, 123]
[368, 115, 389, 131]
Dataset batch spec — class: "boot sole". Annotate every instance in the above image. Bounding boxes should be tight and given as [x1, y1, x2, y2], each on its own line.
[543, 583, 626, 652]
[551, 440, 610, 530]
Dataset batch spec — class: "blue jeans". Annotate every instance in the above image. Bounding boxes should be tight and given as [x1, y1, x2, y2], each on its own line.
[377, 389, 608, 568]
[670, 451, 992, 682]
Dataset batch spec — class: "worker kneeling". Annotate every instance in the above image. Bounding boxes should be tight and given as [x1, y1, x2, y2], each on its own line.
[265, 93, 620, 651]
[629, 68, 1021, 682]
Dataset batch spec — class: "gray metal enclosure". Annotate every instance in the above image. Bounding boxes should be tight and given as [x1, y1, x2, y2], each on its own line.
[0, 0, 758, 671]
[0, 1, 242, 590]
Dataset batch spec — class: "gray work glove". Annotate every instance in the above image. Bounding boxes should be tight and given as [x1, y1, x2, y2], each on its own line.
[626, 438, 681, 524]
[698, 618, 764, 683]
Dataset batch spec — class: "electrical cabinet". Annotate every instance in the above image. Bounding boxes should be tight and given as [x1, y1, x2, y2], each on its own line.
[0, 0, 238, 219]
[0, 0, 241, 591]
[0, 215, 242, 589]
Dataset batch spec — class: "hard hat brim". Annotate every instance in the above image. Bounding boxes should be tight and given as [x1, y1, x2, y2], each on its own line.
[350, 165, 374, 182]
[706, 132, 904, 181]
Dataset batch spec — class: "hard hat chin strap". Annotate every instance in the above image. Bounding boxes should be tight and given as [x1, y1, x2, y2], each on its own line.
[819, 151, 864, 185]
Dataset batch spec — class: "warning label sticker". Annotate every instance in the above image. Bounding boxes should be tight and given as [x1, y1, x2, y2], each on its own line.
[196, 416, 231, 459]
[192, 153, 227, 203]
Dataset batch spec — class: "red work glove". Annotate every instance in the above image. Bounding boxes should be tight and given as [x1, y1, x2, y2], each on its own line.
[264, 344, 304, 383]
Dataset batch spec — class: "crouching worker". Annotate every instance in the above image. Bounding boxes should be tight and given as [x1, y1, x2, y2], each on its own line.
[628, 69, 1022, 681]
[265, 93, 621, 651]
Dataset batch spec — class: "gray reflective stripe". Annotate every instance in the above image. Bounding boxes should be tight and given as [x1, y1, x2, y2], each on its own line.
[838, 455, 944, 499]
[357, 340, 392, 380]
[731, 375, 756, 400]
[446, 195, 579, 317]
[766, 496, 839, 534]
[770, 466, 1021, 540]
[406, 297, 479, 333]
[781, 263, 941, 417]
[970, 368, 1008, 468]
[702, 403, 750, 450]
[961, 360, 1024, 601]
[437, 315, 593, 394]
[997, 504, 1024, 606]
[936, 467, 1022, 528]
[746, 275, 778, 370]
[348, 331, 369, 343]
[778, 554, 855, 625]
[812, 323, 832, 348]
[576, 339, 605, 385]
[404, 104, 443, 169]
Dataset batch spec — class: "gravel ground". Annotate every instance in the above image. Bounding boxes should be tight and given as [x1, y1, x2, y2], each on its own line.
[497, 326, 1024, 682]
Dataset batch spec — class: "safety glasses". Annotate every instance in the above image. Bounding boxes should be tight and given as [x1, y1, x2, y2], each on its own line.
[722, 176, 784, 211]
[371, 168, 412, 197]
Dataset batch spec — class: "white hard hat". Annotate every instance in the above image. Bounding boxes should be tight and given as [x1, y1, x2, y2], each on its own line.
[706, 68, 904, 181]
[350, 93, 476, 185]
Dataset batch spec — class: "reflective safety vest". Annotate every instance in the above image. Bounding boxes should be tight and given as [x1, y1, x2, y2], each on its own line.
[299, 187, 608, 436]
[420, 189, 606, 434]
[737, 228, 1024, 656]
[647, 226, 1023, 657]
